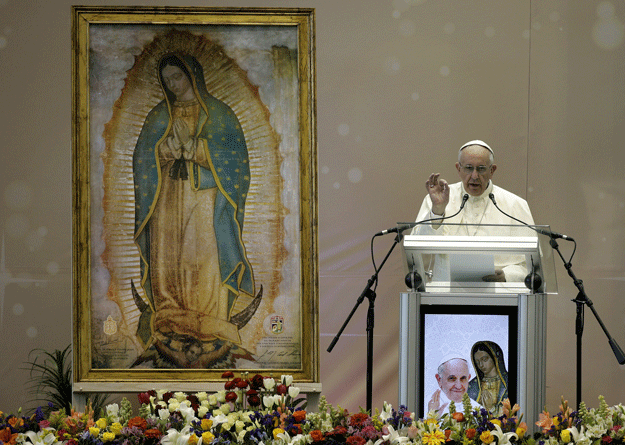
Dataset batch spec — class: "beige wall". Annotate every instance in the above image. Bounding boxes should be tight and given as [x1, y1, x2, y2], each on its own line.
[1, 0, 624, 414]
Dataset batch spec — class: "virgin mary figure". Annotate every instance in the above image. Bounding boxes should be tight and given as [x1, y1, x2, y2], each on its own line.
[467, 340, 509, 416]
[131, 52, 259, 368]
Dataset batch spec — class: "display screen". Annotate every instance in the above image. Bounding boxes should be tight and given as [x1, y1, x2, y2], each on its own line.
[419, 305, 518, 418]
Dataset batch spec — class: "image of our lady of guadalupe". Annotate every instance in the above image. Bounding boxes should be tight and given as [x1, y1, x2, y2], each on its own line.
[130, 52, 265, 369]
[467, 340, 509, 416]
[100, 28, 291, 371]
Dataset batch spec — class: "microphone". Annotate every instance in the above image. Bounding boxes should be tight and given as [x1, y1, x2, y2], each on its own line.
[488, 193, 574, 241]
[375, 194, 469, 236]
[375, 224, 416, 236]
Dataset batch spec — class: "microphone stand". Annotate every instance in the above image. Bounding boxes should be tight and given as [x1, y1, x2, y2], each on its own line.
[549, 237, 625, 408]
[327, 196, 469, 412]
[327, 230, 404, 413]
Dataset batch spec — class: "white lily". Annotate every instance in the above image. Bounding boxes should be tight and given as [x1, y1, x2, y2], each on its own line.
[178, 401, 198, 425]
[160, 426, 192, 445]
[274, 429, 292, 444]
[491, 423, 518, 445]
[382, 425, 410, 444]
[379, 402, 393, 422]
[564, 426, 585, 444]
[211, 413, 229, 426]
[23, 429, 60, 445]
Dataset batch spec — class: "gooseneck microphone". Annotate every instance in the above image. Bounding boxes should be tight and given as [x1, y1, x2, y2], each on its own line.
[375, 193, 470, 236]
[488, 193, 574, 241]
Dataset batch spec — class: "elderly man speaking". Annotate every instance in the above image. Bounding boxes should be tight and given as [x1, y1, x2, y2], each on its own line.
[413, 140, 535, 282]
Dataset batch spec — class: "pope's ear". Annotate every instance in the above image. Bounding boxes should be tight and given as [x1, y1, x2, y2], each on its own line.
[490, 164, 497, 175]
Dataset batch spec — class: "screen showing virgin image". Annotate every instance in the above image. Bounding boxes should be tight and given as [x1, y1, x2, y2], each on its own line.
[420, 307, 516, 417]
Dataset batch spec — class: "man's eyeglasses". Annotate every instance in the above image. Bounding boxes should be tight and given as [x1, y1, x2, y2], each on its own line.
[459, 164, 491, 174]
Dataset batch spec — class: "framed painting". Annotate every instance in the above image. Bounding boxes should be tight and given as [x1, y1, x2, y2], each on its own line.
[72, 6, 318, 389]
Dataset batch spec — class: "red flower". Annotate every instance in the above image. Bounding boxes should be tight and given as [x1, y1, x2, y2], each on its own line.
[289, 424, 303, 435]
[235, 379, 249, 389]
[326, 426, 348, 438]
[128, 417, 148, 431]
[247, 394, 261, 406]
[276, 384, 288, 395]
[292, 410, 307, 423]
[445, 429, 452, 441]
[224, 380, 236, 390]
[144, 429, 162, 439]
[138, 392, 152, 405]
[602, 436, 613, 444]
[349, 412, 370, 428]
[162, 392, 174, 403]
[465, 429, 477, 439]
[186, 395, 200, 412]
[225, 391, 238, 403]
[346, 437, 367, 445]
[221, 371, 234, 379]
[250, 374, 264, 390]
[309, 430, 324, 442]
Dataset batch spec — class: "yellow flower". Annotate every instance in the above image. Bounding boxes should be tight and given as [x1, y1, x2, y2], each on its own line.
[89, 427, 100, 437]
[516, 427, 526, 438]
[102, 432, 116, 442]
[425, 418, 439, 426]
[552, 416, 560, 427]
[560, 430, 571, 443]
[201, 419, 213, 431]
[111, 423, 122, 435]
[96, 418, 107, 429]
[422, 429, 446, 445]
[273, 428, 285, 440]
[188, 434, 199, 445]
[202, 432, 215, 443]
[480, 431, 495, 444]
[490, 419, 501, 427]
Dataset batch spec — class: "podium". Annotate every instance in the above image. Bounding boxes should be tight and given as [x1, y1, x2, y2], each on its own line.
[398, 224, 557, 428]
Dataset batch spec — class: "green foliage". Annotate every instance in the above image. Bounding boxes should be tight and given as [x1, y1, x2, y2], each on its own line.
[24, 344, 111, 417]
[25, 344, 73, 415]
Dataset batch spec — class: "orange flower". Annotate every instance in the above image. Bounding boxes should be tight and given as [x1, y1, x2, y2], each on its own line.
[451, 412, 464, 422]
[536, 411, 554, 433]
[310, 430, 324, 442]
[8, 417, 24, 428]
[128, 417, 148, 431]
[465, 428, 477, 440]
[0, 427, 18, 445]
[292, 410, 307, 423]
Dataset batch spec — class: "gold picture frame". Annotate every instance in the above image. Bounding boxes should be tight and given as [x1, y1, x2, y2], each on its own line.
[72, 6, 317, 390]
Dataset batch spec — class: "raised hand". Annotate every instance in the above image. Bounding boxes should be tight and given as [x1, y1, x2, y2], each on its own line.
[425, 173, 450, 216]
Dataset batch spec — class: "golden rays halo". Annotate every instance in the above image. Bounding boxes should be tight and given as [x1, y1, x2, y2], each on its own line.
[101, 29, 285, 363]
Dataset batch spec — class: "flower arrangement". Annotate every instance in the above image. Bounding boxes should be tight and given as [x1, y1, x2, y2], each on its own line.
[2, 374, 624, 445]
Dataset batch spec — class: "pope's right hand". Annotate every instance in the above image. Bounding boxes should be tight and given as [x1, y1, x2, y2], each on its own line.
[425, 173, 450, 216]
[427, 389, 448, 413]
